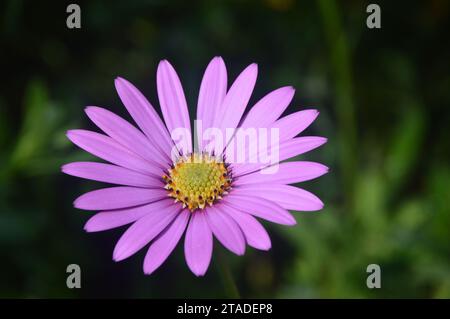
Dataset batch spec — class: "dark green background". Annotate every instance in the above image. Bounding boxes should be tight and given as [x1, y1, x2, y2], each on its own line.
[1, 0, 449, 298]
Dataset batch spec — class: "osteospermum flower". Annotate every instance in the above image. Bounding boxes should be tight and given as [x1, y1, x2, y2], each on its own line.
[63, 57, 328, 276]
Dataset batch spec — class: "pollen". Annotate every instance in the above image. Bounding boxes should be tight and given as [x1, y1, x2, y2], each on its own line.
[163, 153, 232, 211]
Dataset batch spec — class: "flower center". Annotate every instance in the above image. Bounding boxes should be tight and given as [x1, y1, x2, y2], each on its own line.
[163, 153, 232, 211]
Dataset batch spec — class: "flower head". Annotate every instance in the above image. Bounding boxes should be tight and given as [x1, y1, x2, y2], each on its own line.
[63, 57, 328, 276]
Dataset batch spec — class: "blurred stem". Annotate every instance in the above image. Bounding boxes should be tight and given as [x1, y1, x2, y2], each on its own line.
[217, 251, 240, 298]
[317, 0, 358, 208]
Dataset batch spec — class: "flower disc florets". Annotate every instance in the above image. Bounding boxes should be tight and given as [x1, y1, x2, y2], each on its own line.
[163, 153, 232, 211]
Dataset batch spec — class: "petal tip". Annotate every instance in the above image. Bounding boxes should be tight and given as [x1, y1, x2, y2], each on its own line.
[66, 129, 83, 141]
[286, 216, 297, 226]
[158, 59, 171, 69]
[84, 106, 100, 119]
[60, 163, 69, 173]
[193, 269, 207, 277]
[84, 105, 100, 114]
[73, 200, 80, 209]
[143, 260, 159, 275]
[65, 129, 75, 138]
[186, 261, 209, 277]
[312, 136, 328, 148]
[114, 77, 128, 90]
[73, 193, 90, 210]
[287, 86, 296, 95]
[112, 250, 125, 262]
[143, 269, 155, 276]
[83, 222, 95, 233]
[256, 242, 272, 251]
[304, 109, 319, 117]
[73, 197, 84, 209]
[249, 63, 258, 72]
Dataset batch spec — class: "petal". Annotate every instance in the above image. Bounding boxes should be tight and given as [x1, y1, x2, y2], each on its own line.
[143, 209, 190, 275]
[184, 212, 213, 276]
[66, 129, 162, 177]
[215, 63, 257, 131]
[85, 106, 169, 167]
[232, 136, 327, 176]
[211, 63, 257, 154]
[196, 57, 227, 149]
[240, 86, 295, 129]
[84, 199, 175, 232]
[62, 162, 163, 188]
[157, 60, 192, 154]
[114, 77, 174, 159]
[224, 110, 320, 166]
[233, 184, 324, 211]
[233, 161, 329, 186]
[222, 194, 296, 225]
[205, 206, 245, 255]
[219, 204, 271, 250]
[272, 109, 319, 143]
[74, 187, 167, 210]
[113, 204, 180, 261]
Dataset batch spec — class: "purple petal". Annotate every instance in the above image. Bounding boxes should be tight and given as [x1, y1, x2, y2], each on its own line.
[234, 161, 329, 186]
[225, 111, 321, 168]
[84, 199, 175, 232]
[232, 136, 327, 176]
[114, 77, 174, 159]
[222, 194, 296, 225]
[219, 204, 271, 250]
[85, 106, 169, 167]
[240, 86, 294, 129]
[157, 60, 192, 155]
[74, 187, 167, 210]
[205, 206, 245, 255]
[66, 129, 162, 177]
[184, 212, 213, 276]
[272, 109, 319, 143]
[196, 57, 227, 150]
[233, 184, 324, 211]
[62, 162, 163, 188]
[113, 204, 180, 261]
[143, 209, 190, 275]
[212, 63, 258, 154]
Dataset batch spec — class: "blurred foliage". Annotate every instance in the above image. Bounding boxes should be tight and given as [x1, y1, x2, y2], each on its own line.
[0, 0, 449, 298]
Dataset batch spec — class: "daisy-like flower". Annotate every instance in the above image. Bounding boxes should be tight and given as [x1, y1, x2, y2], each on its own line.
[63, 57, 328, 276]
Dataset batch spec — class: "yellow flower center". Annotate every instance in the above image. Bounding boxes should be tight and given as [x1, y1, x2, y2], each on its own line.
[163, 153, 232, 211]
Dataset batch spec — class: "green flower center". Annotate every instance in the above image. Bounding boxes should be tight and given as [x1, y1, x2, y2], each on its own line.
[163, 153, 232, 211]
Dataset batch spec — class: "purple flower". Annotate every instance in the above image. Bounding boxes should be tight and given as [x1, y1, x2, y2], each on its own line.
[63, 57, 328, 276]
